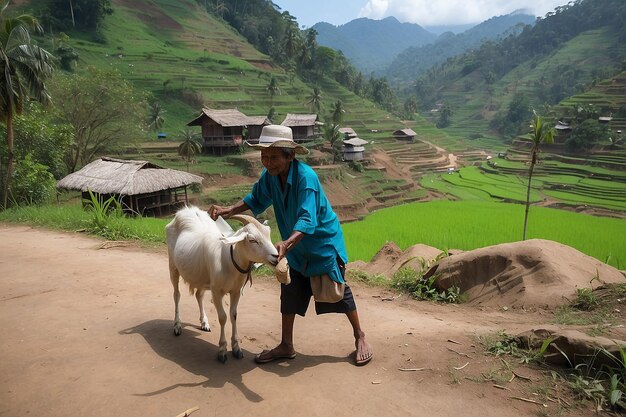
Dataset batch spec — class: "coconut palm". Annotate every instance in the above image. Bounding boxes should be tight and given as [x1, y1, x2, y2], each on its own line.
[322, 122, 342, 164]
[147, 102, 166, 133]
[177, 129, 202, 172]
[331, 100, 345, 125]
[266, 76, 280, 105]
[0, 0, 55, 208]
[306, 87, 322, 114]
[522, 111, 554, 240]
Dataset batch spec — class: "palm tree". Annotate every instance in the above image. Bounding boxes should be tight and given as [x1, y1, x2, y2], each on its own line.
[306, 87, 322, 114]
[177, 129, 202, 172]
[331, 100, 345, 125]
[0, 0, 55, 208]
[147, 102, 166, 133]
[266, 76, 280, 105]
[322, 122, 342, 164]
[522, 111, 554, 240]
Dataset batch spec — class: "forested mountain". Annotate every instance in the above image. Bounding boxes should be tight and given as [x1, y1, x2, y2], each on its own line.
[387, 11, 536, 80]
[312, 17, 436, 75]
[408, 0, 626, 142]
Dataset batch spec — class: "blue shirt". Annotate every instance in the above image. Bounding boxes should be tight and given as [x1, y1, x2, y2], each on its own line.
[243, 160, 348, 283]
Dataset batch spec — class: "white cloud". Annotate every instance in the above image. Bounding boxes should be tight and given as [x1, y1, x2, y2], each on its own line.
[358, 0, 568, 26]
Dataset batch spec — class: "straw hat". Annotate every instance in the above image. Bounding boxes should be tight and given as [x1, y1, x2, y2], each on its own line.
[246, 124, 309, 155]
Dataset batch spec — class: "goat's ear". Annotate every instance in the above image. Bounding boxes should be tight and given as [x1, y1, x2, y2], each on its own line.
[220, 228, 247, 244]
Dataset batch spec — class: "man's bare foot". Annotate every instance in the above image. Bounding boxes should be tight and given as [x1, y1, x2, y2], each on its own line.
[355, 335, 373, 366]
[255, 342, 296, 364]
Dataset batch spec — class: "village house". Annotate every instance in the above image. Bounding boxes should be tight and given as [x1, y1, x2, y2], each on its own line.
[57, 157, 203, 217]
[187, 108, 269, 155]
[392, 128, 417, 141]
[342, 137, 368, 161]
[281, 113, 321, 142]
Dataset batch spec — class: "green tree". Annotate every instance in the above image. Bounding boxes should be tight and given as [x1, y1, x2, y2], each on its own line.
[49, 67, 147, 173]
[436, 102, 453, 128]
[266, 76, 280, 105]
[0, 102, 72, 179]
[46, 0, 112, 31]
[523, 111, 554, 240]
[177, 129, 201, 172]
[282, 24, 301, 61]
[331, 100, 345, 125]
[306, 87, 322, 114]
[267, 107, 276, 123]
[147, 102, 166, 133]
[322, 122, 342, 164]
[566, 119, 609, 151]
[0, 1, 55, 208]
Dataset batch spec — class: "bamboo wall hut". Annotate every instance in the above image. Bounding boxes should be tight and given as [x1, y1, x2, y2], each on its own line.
[342, 137, 368, 161]
[392, 128, 417, 141]
[339, 127, 358, 140]
[281, 114, 320, 142]
[187, 108, 269, 155]
[57, 157, 203, 217]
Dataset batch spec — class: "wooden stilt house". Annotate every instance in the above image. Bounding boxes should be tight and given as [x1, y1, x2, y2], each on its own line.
[281, 114, 320, 142]
[187, 108, 269, 155]
[57, 157, 203, 217]
[392, 128, 417, 141]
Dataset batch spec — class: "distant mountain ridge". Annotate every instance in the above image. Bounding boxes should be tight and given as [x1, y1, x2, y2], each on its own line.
[387, 12, 537, 80]
[313, 12, 535, 77]
[312, 16, 436, 75]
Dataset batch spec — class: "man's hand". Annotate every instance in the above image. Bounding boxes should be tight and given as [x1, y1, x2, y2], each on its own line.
[275, 231, 305, 261]
[208, 205, 231, 221]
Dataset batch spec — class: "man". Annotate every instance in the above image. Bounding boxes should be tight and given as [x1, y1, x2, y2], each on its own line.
[209, 124, 373, 366]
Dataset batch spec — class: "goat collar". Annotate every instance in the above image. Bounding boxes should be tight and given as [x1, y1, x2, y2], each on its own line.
[230, 245, 253, 287]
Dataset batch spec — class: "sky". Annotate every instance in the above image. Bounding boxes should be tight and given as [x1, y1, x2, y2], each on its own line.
[274, 0, 570, 28]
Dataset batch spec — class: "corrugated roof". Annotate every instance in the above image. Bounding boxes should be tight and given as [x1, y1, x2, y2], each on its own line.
[281, 113, 319, 127]
[57, 157, 203, 195]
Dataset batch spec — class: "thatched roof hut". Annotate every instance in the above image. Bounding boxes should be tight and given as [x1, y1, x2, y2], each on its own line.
[339, 127, 358, 139]
[342, 137, 368, 161]
[57, 157, 203, 216]
[392, 128, 417, 141]
[281, 113, 320, 142]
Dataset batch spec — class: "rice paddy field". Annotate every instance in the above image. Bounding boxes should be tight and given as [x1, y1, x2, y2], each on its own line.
[342, 200, 625, 269]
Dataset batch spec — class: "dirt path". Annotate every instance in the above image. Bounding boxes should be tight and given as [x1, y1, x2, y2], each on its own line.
[0, 225, 589, 417]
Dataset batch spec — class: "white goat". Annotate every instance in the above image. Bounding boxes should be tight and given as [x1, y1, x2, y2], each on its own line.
[165, 206, 278, 363]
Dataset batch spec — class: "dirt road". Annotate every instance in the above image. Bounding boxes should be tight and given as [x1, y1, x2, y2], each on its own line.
[0, 225, 588, 417]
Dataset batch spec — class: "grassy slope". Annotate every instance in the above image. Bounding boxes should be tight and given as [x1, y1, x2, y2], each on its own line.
[58, 0, 410, 141]
[432, 27, 626, 143]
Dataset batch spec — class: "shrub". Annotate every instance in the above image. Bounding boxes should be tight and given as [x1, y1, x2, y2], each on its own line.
[10, 155, 56, 206]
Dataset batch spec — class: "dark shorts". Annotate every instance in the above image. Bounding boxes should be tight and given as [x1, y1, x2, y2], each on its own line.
[280, 258, 357, 316]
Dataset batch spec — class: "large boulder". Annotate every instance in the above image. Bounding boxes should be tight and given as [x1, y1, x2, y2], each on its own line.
[424, 239, 625, 308]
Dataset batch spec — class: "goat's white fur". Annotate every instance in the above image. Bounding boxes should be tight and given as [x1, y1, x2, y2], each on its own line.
[166, 206, 278, 363]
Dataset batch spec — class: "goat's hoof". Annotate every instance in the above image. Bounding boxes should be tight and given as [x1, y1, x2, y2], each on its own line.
[200, 323, 211, 332]
[218, 352, 227, 364]
[173, 325, 182, 336]
[232, 349, 244, 359]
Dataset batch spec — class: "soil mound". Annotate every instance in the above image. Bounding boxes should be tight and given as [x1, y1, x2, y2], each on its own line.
[424, 239, 625, 308]
[348, 241, 443, 278]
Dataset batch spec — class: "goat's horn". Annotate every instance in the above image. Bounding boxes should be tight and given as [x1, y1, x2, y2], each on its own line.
[230, 214, 265, 230]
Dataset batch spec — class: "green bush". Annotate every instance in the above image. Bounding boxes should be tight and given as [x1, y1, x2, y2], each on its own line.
[10, 155, 56, 206]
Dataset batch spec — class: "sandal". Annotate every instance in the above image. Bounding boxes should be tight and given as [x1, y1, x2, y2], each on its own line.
[254, 348, 297, 364]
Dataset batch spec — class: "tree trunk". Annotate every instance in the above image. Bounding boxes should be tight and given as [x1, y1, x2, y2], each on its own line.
[3, 109, 14, 209]
[522, 150, 538, 241]
[69, 0, 75, 28]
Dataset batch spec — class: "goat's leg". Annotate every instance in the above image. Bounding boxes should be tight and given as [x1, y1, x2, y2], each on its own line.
[170, 264, 182, 336]
[195, 289, 211, 332]
[212, 290, 228, 363]
[229, 290, 243, 359]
